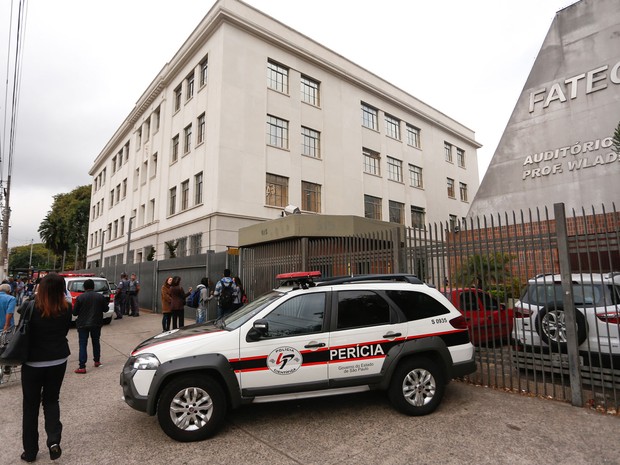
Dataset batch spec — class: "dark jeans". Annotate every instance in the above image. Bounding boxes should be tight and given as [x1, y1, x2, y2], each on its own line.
[77, 327, 101, 368]
[22, 361, 67, 458]
[114, 293, 125, 317]
[162, 313, 171, 332]
[171, 309, 184, 329]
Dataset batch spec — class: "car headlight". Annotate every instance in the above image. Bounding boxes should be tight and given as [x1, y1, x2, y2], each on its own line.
[130, 353, 160, 370]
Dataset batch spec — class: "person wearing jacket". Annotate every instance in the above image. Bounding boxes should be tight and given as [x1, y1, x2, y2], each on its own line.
[72, 279, 108, 374]
[20, 273, 71, 463]
[160, 276, 173, 331]
[195, 277, 212, 324]
[169, 276, 191, 330]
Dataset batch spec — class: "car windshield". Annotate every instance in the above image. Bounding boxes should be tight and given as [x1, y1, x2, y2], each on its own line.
[68, 280, 109, 293]
[222, 291, 284, 330]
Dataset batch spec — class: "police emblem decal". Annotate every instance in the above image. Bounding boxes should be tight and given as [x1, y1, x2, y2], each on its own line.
[267, 347, 303, 375]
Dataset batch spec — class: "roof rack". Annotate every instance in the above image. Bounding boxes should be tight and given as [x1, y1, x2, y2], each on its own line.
[315, 274, 423, 287]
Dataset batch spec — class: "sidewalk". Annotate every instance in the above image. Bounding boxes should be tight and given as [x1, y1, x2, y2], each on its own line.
[1, 310, 618, 465]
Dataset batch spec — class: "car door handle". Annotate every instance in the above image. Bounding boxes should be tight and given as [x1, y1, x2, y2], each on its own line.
[305, 342, 326, 349]
[383, 331, 402, 339]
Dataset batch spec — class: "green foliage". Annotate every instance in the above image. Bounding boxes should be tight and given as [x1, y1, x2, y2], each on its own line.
[452, 253, 518, 296]
[165, 240, 179, 259]
[8, 243, 53, 273]
[38, 185, 91, 267]
[146, 246, 156, 261]
[613, 121, 620, 154]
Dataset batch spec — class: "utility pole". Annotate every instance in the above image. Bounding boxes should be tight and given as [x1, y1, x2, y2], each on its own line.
[28, 239, 33, 268]
[0, 176, 12, 281]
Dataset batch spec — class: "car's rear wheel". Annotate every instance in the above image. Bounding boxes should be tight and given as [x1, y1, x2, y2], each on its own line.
[535, 305, 587, 352]
[388, 357, 445, 416]
[157, 374, 226, 442]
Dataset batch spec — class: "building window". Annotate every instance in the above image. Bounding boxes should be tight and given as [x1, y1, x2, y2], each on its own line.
[445, 142, 453, 162]
[122, 178, 127, 198]
[389, 200, 404, 224]
[449, 215, 458, 232]
[141, 161, 148, 184]
[111, 155, 117, 174]
[177, 237, 188, 258]
[174, 85, 182, 111]
[150, 153, 157, 178]
[186, 72, 194, 100]
[302, 181, 321, 213]
[457, 148, 465, 168]
[301, 126, 320, 158]
[267, 60, 289, 94]
[411, 206, 426, 229]
[181, 180, 190, 210]
[459, 182, 468, 202]
[136, 127, 142, 148]
[409, 164, 423, 188]
[144, 118, 150, 142]
[447, 178, 455, 198]
[153, 106, 160, 132]
[266, 173, 288, 207]
[385, 114, 401, 140]
[169, 187, 177, 215]
[194, 172, 203, 205]
[120, 216, 125, 236]
[200, 56, 208, 87]
[172, 135, 179, 162]
[197, 113, 205, 145]
[133, 168, 139, 190]
[184, 124, 192, 154]
[115, 184, 121, 203]
[364, 195, 382, 220]
[387, 156, 403, 182]
[363, 148, 380, 175]
[406, 124, 420, 148]
[109, 189, 114, 206]
[149, 199, 155, 223]
[361, 102, 378, 130]
[301, 75, 320, 106]
[267, 115, 289, 149]
[190, 233, 202, 255]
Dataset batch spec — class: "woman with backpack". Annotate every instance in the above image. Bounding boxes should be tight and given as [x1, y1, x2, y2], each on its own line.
[169, 276, 191, 329]
[232, 276, 246, 311]
[194, 277, 212, 324]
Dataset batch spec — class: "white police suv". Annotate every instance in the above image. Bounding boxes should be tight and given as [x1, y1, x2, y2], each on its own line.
[120, 273, 476, 442]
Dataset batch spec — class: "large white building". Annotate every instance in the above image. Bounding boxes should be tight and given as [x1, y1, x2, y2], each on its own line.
[86, 0, 480, 268]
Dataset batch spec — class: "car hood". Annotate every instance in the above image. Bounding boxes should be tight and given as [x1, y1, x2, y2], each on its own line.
[131, 323, 229, 359]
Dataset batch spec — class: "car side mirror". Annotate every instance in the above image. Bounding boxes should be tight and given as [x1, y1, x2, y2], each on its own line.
[246, 319, 269, 342]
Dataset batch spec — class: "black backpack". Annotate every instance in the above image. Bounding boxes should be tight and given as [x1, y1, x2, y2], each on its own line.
[218, 281, 234, 310]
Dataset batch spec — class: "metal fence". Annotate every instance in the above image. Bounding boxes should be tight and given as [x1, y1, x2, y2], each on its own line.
[86, 202, 619, 412]
[239, 203, 620, 413]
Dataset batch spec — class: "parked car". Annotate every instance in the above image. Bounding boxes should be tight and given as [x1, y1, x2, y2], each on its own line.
[60, 273, 115, 324]
[512, 272, 620, 356]
[121, 272, 476, 441]
[443, 288, 513, 345]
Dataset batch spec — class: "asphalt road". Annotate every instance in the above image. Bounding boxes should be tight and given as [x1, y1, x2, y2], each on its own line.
[1, 311, 618, 465]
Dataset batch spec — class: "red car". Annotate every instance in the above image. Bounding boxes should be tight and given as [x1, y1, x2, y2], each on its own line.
[443, 288, 513, 346]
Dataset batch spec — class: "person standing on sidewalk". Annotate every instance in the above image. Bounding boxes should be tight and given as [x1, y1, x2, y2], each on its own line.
[127, 273, 141, 317]
[160, 276, 173, 332]
[0, 283, 16, 380]
[72, 279, 107, 374]
[213, 269, 238, 319]
[195, 277, 212, 324]
[114, 273, 128, 319]
[20, 273, 71, 463]
[169, 276, 191, 329]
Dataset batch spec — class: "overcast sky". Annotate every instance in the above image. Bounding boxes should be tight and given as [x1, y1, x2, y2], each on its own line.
[0, 0, 575, 248]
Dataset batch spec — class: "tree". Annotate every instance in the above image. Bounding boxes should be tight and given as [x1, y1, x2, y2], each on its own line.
[452, 253, 515, 290]
[38, 185, 91, 269]
[613, 121, 620, 154]
[165, 240, 179, 258]
[8, 243, 53, 274]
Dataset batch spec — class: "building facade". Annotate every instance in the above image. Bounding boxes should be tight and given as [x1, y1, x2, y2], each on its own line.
[86, 0, 480, 268]
[468, 0, 620, 219]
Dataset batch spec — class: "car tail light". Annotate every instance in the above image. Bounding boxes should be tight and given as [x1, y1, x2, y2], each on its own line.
[450, 315, 468, 330]
[596, 312, 620, 324]
[514, 305, 533, 318]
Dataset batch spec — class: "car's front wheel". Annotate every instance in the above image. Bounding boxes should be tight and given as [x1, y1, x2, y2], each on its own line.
[157, 374, 227, 442]
[388, 357, 445, 416]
